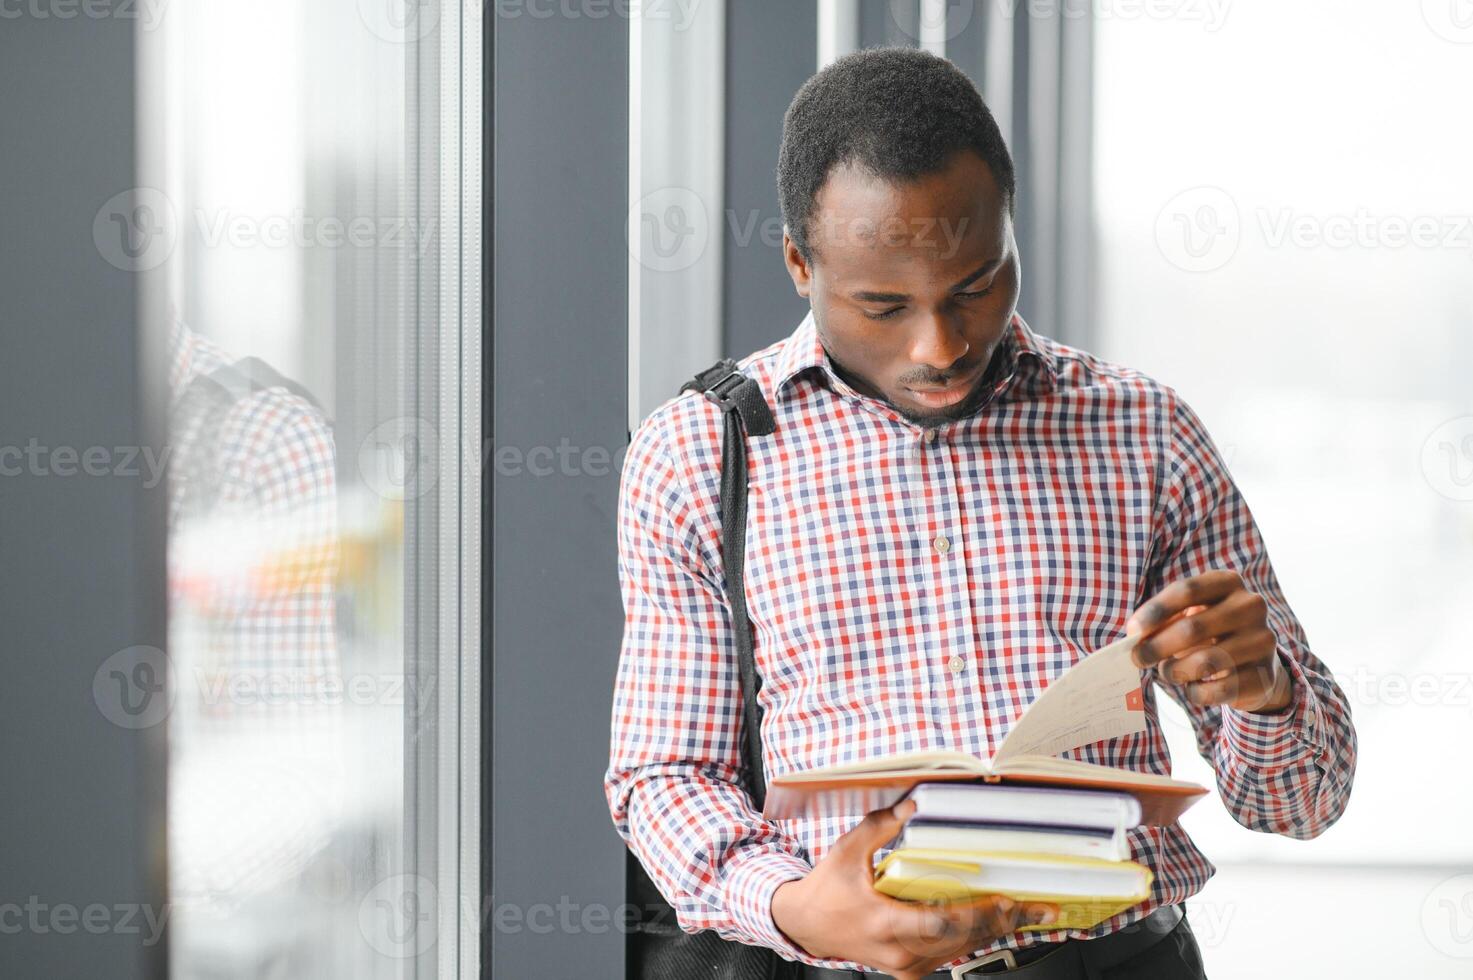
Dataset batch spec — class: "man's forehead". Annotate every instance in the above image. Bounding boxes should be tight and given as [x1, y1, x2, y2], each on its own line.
[809, 157, 1009, 261]
[814, 210, 1010, 278]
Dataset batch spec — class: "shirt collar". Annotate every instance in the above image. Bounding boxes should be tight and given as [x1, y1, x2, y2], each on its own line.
[168, 317, 232, 407]
[773, 309, 1058, 403]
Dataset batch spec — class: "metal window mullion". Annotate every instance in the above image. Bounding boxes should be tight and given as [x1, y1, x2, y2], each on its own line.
[436, 0, 466, 975]
[627, 12, 642, 433]
[918, 0, 948, 55]
[457, 0, 484, 977]
[817, 0, 859, 67]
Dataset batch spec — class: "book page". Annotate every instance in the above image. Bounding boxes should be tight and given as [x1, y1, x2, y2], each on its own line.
[994, 754, 1195, 789]
[991, 634, 1148, 766]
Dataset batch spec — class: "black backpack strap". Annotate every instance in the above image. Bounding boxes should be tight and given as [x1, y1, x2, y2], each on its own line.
[682, 358, 776, 437]
[681, 358, 774, 809]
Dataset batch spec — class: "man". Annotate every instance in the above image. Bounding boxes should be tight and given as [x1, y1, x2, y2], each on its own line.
[607, 48, 1356, 979]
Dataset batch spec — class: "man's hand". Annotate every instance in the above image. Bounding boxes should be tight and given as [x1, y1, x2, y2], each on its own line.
[771, 801, 1057, 980]
[1127, 569, 1293, 714]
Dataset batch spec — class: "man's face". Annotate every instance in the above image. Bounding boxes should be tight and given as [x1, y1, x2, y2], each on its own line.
[782, 150, 1021, 428]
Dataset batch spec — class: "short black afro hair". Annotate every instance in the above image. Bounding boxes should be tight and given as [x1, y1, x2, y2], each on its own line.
[777, 47, 1015, 262]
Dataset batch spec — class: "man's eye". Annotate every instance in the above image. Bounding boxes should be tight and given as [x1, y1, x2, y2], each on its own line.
[863, 306, 904, 321]
[957, 287, 994, 301]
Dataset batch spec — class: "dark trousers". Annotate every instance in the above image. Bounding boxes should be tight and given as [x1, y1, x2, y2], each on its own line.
[1095, 909, 1207, 979]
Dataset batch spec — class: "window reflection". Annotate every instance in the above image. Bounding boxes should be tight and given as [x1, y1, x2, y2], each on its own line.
[167, 315, 344, 919]
[149, 2, 438, 976]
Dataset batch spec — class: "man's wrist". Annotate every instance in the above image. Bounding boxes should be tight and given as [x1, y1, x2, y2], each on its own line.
[722, 849, 814, 960]
[1247, 662, 1295, 715]
[771, 878, 815, 955]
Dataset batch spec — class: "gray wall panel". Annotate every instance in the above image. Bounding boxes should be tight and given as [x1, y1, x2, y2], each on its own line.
[0, 14, 167, 980]
[722, 0, 817, 359]
[490, 11, 629, 979]
[859, 0, 919, 49]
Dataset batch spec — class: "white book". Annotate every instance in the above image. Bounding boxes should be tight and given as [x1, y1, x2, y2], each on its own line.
[906, 783, 1142, 831]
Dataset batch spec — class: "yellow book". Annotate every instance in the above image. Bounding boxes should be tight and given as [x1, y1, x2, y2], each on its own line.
[873, 848, 1154, 933]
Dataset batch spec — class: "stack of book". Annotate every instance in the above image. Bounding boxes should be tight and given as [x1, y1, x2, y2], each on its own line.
[873, 782, 1152, 932]
[759, 635, 1212, 931]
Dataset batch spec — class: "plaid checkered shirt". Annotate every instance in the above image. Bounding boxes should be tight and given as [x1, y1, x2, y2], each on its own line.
[167, 320, 339, 715]
[605, 311, 1357, 972]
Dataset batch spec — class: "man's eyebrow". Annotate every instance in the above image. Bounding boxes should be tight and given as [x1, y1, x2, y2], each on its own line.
[951, 258, 1002, 291]
[849, 258, 1003, 304]
[851, 289, 910, 303]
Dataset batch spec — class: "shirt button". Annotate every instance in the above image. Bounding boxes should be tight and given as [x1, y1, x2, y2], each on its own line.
[924, 429, 938, 443]
[947, 655, 965, 674]
[933, 534, 950, 554]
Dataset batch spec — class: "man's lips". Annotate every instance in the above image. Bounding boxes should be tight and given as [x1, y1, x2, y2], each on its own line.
[904, 367, 983, 409]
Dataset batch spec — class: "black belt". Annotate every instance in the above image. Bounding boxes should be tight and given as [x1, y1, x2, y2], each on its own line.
[800, 904, 1185, 979]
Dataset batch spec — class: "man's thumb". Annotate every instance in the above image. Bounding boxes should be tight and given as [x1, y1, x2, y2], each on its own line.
[844, 798, 916, 859]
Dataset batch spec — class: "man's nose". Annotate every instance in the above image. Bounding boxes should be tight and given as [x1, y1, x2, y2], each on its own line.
[907, 313, 970, 374]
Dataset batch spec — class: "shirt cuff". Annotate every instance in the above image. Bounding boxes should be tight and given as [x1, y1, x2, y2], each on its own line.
[1220, 650, 1326, 768]
[721, 847, 813, 961]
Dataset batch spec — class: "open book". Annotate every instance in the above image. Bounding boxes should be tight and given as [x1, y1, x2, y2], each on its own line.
[762, 633, 1208, 826]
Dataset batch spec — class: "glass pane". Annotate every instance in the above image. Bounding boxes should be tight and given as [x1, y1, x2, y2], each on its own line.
[142, 2, 451, 976]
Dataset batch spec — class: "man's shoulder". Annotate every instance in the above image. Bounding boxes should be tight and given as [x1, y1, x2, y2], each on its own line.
[1028, 332, 1224, 475]
[633, 334, 790, 456]
[1033, 332, 1185, 416]
[173, 327, 335, 497]
[621, 335, 793, 531]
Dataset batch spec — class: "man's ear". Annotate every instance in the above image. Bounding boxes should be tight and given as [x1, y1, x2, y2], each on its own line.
[781, 228, 812, 299]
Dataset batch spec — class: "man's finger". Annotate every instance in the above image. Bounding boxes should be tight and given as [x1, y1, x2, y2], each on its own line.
[1133, 590, 1266, 667]
[882, 897, 976, 962]
[1160, 629, 1275, 685]
[830, 799, 916, 865]
[1128, 605, 1206, 667]
[1155, 629, 1273, 685]
[950, 895, 1056, 942]
[1125, 570, 1243, 637]
[886, 895, 1017, 962]
[1179, 655, 1282, 709]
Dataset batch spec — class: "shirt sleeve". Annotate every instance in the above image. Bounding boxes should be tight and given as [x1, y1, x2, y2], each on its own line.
[604, 409, 814, 959]
[1144, 391, 1357, 839]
